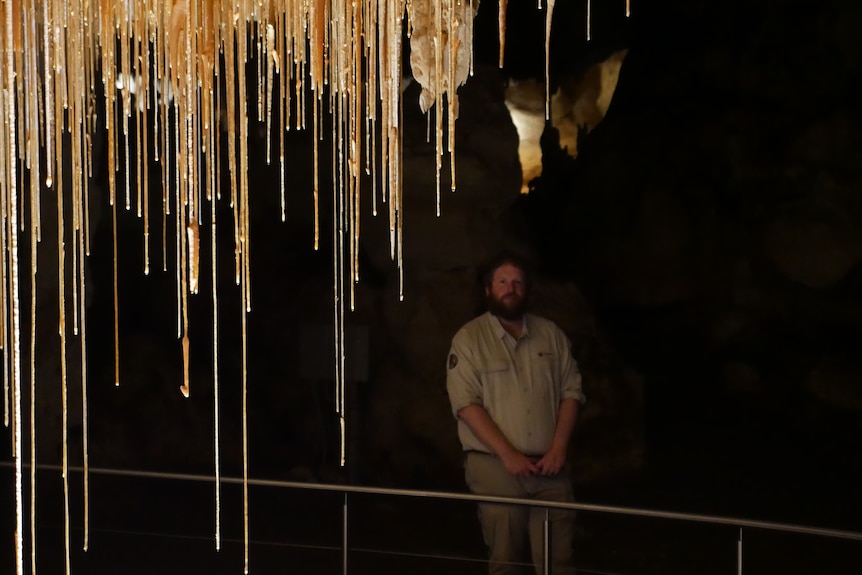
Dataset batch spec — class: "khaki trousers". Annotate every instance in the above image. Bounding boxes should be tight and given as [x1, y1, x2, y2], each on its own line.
[465, 452, 576, 575]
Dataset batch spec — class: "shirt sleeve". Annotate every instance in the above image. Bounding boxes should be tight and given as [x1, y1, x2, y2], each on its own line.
[445, 329, 484, 417]
[558, 330, 586, 404]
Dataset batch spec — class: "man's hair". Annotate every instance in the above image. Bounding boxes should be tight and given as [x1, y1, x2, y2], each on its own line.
[481, 252, 533, 291]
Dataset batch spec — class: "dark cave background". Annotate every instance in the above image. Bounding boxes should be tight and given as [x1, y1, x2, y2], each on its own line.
[3, 0, 862, 573]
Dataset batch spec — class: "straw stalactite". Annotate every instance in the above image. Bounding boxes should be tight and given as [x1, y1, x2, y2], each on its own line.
[0, 1, 633, 574]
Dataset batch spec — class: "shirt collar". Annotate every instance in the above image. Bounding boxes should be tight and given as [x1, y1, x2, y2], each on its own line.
[486, 311, 529, 340]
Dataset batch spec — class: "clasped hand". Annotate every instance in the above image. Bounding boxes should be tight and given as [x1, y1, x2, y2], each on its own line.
[502, 446, 566, 477]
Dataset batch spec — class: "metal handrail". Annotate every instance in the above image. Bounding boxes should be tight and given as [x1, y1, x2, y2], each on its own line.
[4, 460, 862, 575]
[3, 461, 861, 542]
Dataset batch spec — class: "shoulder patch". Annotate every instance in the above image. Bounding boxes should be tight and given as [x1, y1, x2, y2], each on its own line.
[448, 353, 458, 370]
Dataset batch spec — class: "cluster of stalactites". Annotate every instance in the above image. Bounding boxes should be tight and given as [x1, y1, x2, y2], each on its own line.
[0, 0, 476, 374]
[1, 2, 637, 575]
[0, 2, 472, 575]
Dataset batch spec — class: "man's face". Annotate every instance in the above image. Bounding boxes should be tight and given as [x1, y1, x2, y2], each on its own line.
[486, 263, 527, 321]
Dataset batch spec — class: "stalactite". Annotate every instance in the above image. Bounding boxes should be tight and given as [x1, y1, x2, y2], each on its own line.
[546, 0, 555, 119]
[0, 2, 611, 574]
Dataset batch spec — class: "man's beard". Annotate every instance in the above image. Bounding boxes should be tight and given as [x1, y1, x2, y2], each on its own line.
[487, 292, 527, 321]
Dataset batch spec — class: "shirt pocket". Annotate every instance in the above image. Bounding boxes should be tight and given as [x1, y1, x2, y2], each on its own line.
[480, 359, 509, 373]
[530, 353, 558, 400]
[478, 358, 510, 392]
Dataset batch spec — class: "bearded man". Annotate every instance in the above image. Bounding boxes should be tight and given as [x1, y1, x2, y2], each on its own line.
[446, 253, 585, 575]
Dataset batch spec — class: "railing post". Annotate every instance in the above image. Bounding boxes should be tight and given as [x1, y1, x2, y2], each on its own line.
[343, 493, 349, 575]
[544, 507, 551, 575]
[737, 528, 743, 575]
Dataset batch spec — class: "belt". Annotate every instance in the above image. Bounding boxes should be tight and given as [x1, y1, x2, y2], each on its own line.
[464, 450, 544, 458]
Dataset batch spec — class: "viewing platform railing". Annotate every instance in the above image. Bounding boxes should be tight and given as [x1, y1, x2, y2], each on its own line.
[3, 462, 862, 574]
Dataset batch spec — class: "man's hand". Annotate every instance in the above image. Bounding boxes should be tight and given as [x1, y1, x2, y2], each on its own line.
[535, 398, 579, 476]
[535, 444, 567, 476]
[501, 450, 539, 477]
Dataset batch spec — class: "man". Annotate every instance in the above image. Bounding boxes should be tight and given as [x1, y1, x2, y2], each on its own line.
[446, 254, 585, 575]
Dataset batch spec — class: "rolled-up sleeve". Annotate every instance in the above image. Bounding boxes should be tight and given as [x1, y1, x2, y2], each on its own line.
[445, 330, 483, 417]
[558, 333, 586, 404]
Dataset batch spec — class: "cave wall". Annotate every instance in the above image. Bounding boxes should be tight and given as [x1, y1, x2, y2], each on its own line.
[523, 0, 862, 489]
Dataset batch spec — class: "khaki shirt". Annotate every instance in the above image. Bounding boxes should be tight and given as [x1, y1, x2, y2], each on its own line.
[446, 312, 585, 455]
